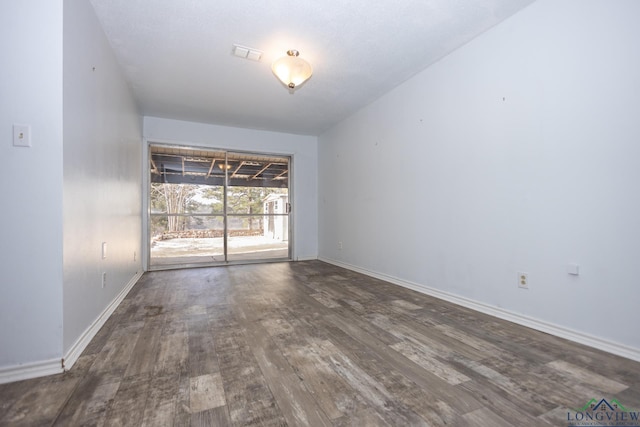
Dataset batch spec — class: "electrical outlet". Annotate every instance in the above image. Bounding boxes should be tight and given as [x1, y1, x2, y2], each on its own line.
[518, 272, 528, 289]
[133, 251, 137, 262]
[13, 124, 31, 147]
[338, 241, 343, 250]
[102, 272, 107, 288]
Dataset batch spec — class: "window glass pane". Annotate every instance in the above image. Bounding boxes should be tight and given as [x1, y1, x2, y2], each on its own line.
[150, 215, 225, 266]
[150, 183, 224, 214]
[149, 145, 290, 267]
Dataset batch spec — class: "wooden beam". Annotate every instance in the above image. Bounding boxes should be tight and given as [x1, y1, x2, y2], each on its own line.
[231, 161, 245, 178]
[251, 163, 272, 180]
[206, 159, 217, 178]
[150, 173, 287, 188]
[274, 169, 288, 179]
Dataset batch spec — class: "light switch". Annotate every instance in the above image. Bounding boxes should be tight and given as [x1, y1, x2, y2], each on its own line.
[102, 242, 107, 259]
[13, 124, 31, 147]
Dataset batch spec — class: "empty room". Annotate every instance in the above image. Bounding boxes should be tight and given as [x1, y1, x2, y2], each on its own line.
[1, 0, 639, 426]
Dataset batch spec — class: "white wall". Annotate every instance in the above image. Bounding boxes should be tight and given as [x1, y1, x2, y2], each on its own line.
[0, 1, 64, 369]
[144, 117, 318, 261]
[63, 0, 142, 353]
[319, 0, 640, 353]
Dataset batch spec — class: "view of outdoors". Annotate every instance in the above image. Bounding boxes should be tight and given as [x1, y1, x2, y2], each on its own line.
[149, 147, 289, 267]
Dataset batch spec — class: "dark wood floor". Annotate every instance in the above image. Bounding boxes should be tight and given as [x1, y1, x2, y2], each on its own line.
[1, 261, 639, 426]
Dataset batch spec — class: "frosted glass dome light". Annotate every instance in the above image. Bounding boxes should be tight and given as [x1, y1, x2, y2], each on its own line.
[272, 50, 313, 90]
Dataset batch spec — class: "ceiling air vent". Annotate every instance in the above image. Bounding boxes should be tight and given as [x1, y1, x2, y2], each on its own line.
[233, 44, 262, 61]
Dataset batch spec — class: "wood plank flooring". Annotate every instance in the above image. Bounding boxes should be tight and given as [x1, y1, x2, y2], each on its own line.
[1, 260, 639, 426]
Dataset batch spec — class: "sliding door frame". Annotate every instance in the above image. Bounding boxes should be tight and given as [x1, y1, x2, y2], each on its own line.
[144, 141, 293, 271]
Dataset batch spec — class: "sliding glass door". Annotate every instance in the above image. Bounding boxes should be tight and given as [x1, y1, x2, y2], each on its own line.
[149, 145, 290, 269]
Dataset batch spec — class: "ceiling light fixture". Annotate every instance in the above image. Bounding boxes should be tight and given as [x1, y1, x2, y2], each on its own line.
[272, 50, 313, 90]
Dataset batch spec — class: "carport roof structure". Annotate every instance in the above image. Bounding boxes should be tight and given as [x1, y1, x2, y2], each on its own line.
[150, 146, 288, 188]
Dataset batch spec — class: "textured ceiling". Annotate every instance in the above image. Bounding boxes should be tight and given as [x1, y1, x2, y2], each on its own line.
[89, 0, 536, 136]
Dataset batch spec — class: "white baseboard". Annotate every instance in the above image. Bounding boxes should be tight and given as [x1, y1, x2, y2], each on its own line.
[63, 271, 143, 371]
[0, 271, 143, 385]
[0, 358, 63, 385]
[295, 255, 318, 261]
[318, 257, 640, 363]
